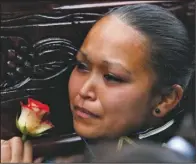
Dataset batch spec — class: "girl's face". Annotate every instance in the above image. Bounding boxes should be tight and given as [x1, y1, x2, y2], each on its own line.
[68, 15, 157, 139]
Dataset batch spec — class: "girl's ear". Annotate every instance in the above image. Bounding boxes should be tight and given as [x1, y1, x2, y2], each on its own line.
[153, 84, 183, 118]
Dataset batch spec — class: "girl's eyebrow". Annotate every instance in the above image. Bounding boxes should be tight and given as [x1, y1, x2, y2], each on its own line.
[78, 50, 88, 57]
[78, 50, 131, 75]
[102, 60, 131, 75]
[77, 50, 90, 61]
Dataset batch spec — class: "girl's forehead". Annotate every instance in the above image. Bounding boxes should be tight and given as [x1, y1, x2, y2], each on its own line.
[87, 15, 147, 45]
[81, 15, 151, 73]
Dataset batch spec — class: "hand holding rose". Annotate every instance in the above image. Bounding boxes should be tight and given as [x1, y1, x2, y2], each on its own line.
[1, 137, 32, 163]
[1, 98, 53, 163]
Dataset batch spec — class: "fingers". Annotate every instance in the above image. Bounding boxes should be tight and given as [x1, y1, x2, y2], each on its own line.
[1, 140, 6, 144]
[1, 137, 33, 163]
[10, 137, 23, 163]
[1, 140, 11, 163]
[23, 141, 33, 163]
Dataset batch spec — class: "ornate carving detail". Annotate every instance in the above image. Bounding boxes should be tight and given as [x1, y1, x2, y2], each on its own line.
[1, 13, 103, 27]
[1, 36, 33, 89]
[0, 36, 77, 105]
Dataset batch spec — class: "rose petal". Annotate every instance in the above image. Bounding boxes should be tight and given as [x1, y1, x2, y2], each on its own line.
[17, 106, 42, 132]
[20, 100, 49, 116]
[30, 121, 54, 135]
[20, 102, 32, 111]
[28, 98, 49, 112]
[17, 99, 53, 136]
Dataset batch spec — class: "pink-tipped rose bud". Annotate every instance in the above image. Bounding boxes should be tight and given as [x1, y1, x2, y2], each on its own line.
[16, 98, 54, 140]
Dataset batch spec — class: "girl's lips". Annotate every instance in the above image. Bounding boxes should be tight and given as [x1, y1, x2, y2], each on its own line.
[75, 110, 92, 119]
[73, 106, 100, 118]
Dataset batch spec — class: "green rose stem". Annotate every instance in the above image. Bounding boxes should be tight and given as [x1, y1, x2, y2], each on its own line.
[22, 134, 27, 142]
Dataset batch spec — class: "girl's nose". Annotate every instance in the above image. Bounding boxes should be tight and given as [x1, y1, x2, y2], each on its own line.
[79, 77, 96, 101]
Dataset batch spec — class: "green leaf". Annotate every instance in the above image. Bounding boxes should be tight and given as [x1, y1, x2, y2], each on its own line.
[16, 114, 21, 132]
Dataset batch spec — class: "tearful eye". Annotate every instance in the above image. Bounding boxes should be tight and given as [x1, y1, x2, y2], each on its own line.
[104, 73, 124, 83]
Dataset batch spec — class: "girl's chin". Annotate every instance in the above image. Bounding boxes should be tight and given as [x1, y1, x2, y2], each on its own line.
[73, 121, 101, 139]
